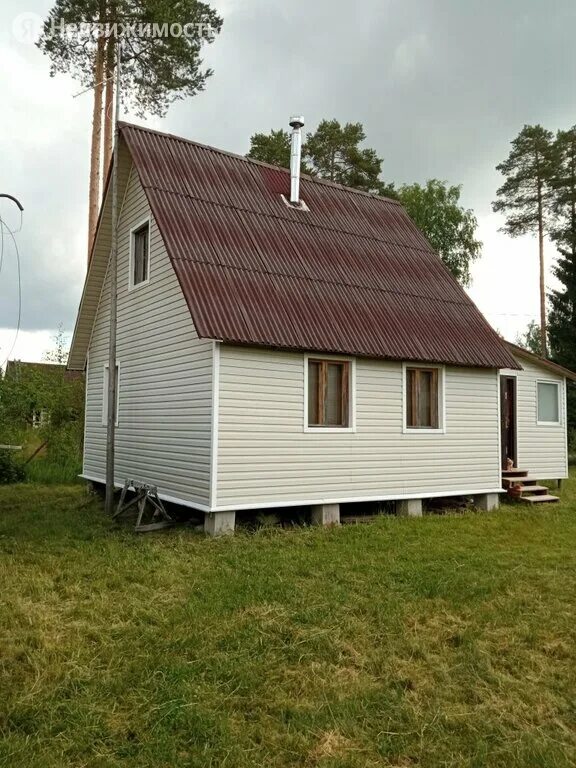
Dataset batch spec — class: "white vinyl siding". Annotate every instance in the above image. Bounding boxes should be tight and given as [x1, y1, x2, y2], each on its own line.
[84, 162, 214, 508]
[504, 357, 568, 479]
[216, 346, 501, 508]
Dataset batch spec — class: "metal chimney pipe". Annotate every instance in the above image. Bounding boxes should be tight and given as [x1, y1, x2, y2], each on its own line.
[289, 115, 305, 205]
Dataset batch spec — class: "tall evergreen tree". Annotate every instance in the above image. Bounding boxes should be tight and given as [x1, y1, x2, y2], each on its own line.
[247, 129, 310, 172]
[548, 126, 576, 432]
[246, 119, 396, 197]
[304, 119, 396, 197]
[492, 125, 555, 357]
[38, 0, 223, 258]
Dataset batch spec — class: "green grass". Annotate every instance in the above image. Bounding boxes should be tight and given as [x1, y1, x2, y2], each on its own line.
[1, 479, 576, 767]
[23, 457, 83, 485]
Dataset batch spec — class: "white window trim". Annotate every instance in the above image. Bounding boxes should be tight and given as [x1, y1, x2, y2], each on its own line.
[303, 354, 356, 433]
[536, 379, 562, 426]
[102, 362, 120, 427]
[402, 362, 446, 435]
[128, 216, 151, 291]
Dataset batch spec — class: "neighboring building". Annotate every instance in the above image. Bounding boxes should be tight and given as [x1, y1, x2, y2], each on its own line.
[68, 122, 574, 534]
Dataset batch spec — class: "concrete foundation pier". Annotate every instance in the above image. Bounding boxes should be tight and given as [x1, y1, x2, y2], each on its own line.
[397, 498, 423, 517]
[205, 511, 236, 536]
[311, 503, 340, 526]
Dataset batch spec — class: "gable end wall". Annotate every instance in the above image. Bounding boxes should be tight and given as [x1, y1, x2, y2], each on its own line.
[83, 162, 214, 508]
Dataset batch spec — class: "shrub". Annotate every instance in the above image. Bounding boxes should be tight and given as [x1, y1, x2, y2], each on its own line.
[0, 450, 25, 484]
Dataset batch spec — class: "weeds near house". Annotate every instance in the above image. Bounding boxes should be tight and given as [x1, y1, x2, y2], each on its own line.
[1, 478, 575, 767]
[24, 456, 82, 484]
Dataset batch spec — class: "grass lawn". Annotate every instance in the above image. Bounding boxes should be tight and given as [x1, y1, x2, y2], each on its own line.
[1, 479, 575, 768]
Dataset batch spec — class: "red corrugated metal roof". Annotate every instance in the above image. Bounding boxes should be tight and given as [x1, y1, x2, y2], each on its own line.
[119, 121, 519, 369]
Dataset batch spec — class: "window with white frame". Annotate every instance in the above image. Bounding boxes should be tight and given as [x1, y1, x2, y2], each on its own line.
[131, 220, 150, 287]
[307, 359, 351, 428]
[405, 365, 443, 431]
[537, 381, 560, 424]
[102, 363, 120, 426]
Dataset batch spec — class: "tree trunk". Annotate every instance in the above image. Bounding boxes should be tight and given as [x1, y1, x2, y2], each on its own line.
[102, 35, 115, 183]
[535, 158, 548, 358]
[87, 35, 105, 261]
[538, 210, 548, 358]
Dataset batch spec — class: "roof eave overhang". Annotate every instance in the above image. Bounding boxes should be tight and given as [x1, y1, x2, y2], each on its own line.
[506, 341, 576, 381]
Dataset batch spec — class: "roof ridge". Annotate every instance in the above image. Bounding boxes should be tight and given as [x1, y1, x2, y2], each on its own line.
[119, 121, 403, 205]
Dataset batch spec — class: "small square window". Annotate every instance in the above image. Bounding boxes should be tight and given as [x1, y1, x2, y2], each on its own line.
[307, 359, 350, 428]
[132, 222, 149, 287]
[406, 367, 440, 430]
[537, 382, 560, 424]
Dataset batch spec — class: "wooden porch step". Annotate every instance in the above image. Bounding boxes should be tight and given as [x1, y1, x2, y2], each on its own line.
[519, 494, 560, 504]
[502, 476, 538, 486]
[518, 485, 550, 495]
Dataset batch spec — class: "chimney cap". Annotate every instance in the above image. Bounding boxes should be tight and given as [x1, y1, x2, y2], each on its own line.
[289, 115, 305, 129]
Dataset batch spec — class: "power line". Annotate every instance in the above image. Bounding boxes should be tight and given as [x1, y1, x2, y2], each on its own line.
[0, 197, 23, 280]
[0, 217, 4, 279]
[483, 311, 540, 318]
[0, 216, 22, 370]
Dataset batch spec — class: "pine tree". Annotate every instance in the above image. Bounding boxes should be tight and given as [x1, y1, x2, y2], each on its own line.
[247, 119, 396, 197]
[304, 119, 396, 197]
[247, 129, 309, 172]
[492, 125, 555, 357]
[88, 24, 106, 255]
[548, 126, 576, 433]
[38, 0, 223, 259]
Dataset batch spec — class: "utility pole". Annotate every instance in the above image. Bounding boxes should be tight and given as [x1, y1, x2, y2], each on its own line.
[105, 37, 121, 516]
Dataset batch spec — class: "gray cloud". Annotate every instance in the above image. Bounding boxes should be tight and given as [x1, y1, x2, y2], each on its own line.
[1, 0, 574, 343]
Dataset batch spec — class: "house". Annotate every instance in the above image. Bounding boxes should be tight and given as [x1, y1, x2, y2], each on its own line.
[68, 121, 574, 534]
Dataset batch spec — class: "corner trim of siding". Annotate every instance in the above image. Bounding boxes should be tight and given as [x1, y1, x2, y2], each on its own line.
[564, 377, 569, 476]
[81, 350, 89, 476]
[496, 369, 502, 477]
[80, 474, 212, 513]
[209, 340, 220, 509]
[212, 487, 505, 513]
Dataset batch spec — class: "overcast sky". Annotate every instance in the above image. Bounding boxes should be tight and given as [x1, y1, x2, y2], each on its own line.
[1, 0, 575, 365]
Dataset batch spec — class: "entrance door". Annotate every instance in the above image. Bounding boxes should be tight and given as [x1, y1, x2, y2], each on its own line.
[500, 376, 517, 470]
